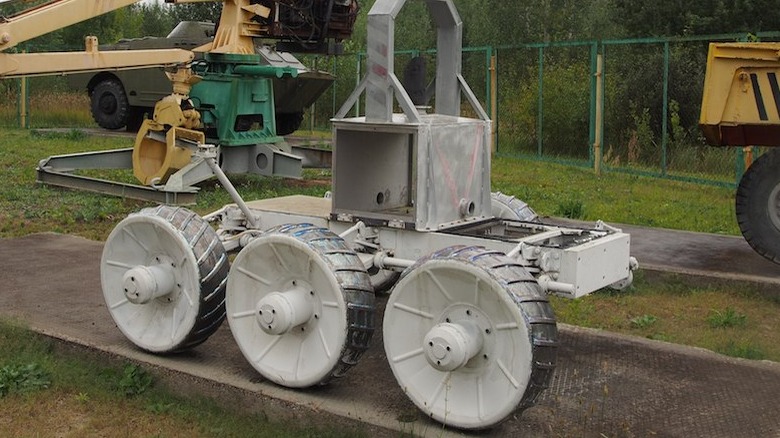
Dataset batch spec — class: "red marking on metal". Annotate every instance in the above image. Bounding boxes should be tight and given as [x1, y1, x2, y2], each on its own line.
[371, 64, 388, 77]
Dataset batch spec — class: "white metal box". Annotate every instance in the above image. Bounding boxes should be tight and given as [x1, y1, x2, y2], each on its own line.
[331, 114, 492, 231]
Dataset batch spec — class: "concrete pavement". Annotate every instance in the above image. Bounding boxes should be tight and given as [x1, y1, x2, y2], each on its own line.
[1, 231, 780, 437]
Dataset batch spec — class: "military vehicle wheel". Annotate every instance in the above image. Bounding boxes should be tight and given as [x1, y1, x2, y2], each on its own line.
[491, 191, 538, 221]
[125, 106, 147, 132]
[384, 246, 557, 429]
[276, 112, 304, 136]
[91, 78, 130, 130]
[226, 223, 375, 387]
[100, 206, 229, 353]
[736, 148, 780, 264]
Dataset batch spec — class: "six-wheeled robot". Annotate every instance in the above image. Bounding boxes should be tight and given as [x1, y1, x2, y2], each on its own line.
[99, 0, 637, 429]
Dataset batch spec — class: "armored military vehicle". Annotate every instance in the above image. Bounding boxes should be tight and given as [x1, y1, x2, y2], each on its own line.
[67, 21, 333, 135]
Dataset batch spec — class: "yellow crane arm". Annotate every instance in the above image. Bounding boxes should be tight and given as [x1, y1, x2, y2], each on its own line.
[0, 37, 193, 78]
[0, 0, 194, 79]
[0, 0, 144, 51]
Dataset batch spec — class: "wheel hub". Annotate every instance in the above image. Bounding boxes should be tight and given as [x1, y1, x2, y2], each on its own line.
[255, 282, 314, 335]
[122, 261, 176, 305]
[769, 182, 780, 231]
[424, 321, 483, 371]
[99, 94, 117, 113]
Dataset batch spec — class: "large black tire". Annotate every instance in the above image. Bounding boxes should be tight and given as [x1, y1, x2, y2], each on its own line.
[125, 106, 148, 132]
[101, 206, 229, 353]
[91, 79, 130, 130]
[736, 148, 780, 264]
[275, 112, 304, 136]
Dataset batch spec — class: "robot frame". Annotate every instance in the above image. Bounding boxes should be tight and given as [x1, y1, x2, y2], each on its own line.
[99, 0, 637, 430]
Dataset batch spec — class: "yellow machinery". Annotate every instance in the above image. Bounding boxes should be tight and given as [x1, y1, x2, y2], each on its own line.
[0, 0, 357, 202]
[700, 42, 780, 264]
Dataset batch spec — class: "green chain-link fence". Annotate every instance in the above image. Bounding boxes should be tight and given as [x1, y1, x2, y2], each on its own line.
[9, 32, 780, 187]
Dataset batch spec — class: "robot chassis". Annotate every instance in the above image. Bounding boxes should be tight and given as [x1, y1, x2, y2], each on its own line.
[100, 0, 637, 430]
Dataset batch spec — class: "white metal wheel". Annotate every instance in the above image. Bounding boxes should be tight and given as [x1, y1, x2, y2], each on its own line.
[491, 191, 538, 222]
[101, 206, 229, 353]
[227, 223, 374, 388]
[384, 246, 557, 429]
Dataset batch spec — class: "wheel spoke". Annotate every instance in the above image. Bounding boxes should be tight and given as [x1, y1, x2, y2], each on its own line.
[171, 307, 179, 340]
[424, 270, 452, 301]
[295, 338, 306, 380]
[427, 371, 450, 408]
[495, 322, 519, 331]
[123, 227, 150, 254]
[236, 266, 272, 285]
[497, 359, 521, 389]
[317, 327, 332, 359]
[254, 335, 282, 363]
[231, 310, 255, 319]
[477, 374, 485, 421]
[181, 287, 194, 307]
[269, 242, 294, 275]
[105, 260, 134, 270]
[391, 347, 424, 363]
[392, 302, 434, 319]
[109, 298, 130, 310]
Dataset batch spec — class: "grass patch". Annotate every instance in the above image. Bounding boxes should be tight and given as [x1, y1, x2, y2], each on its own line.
[492, 156, 739, 235]
[0, 320, 367, 437]
[550, 271, 780, 361]
[0, 128, 331, 240]
[554, 198, 586, 219]
[0, 127, 740, 240]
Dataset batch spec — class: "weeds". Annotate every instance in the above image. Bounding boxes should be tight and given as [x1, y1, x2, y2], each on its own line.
[118, 363, 154, 397]
[554, 198, 585, 219]
[707, 307, 747, 328]
[629, 314, 658, 329]
[0, 363, 51, 397]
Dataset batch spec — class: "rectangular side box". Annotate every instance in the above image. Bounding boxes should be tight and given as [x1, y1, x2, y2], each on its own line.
[331, 114, 492, 231]
[558, 232, 632, 298]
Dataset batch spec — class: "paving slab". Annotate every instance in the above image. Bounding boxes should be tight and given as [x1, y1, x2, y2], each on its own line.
[2, 233, 780, 437]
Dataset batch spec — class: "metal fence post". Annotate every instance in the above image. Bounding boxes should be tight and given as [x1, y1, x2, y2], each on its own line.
[588, 43, 598, 166]
[537, 46, 544, 157]
[490, 49, 497, 155]
[593, 54, 604, 175]
[661, 41, 670, 176]
[332, 55, 337, 125]
[355, 52, 362, 117]
[19, 75, 28, 129]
